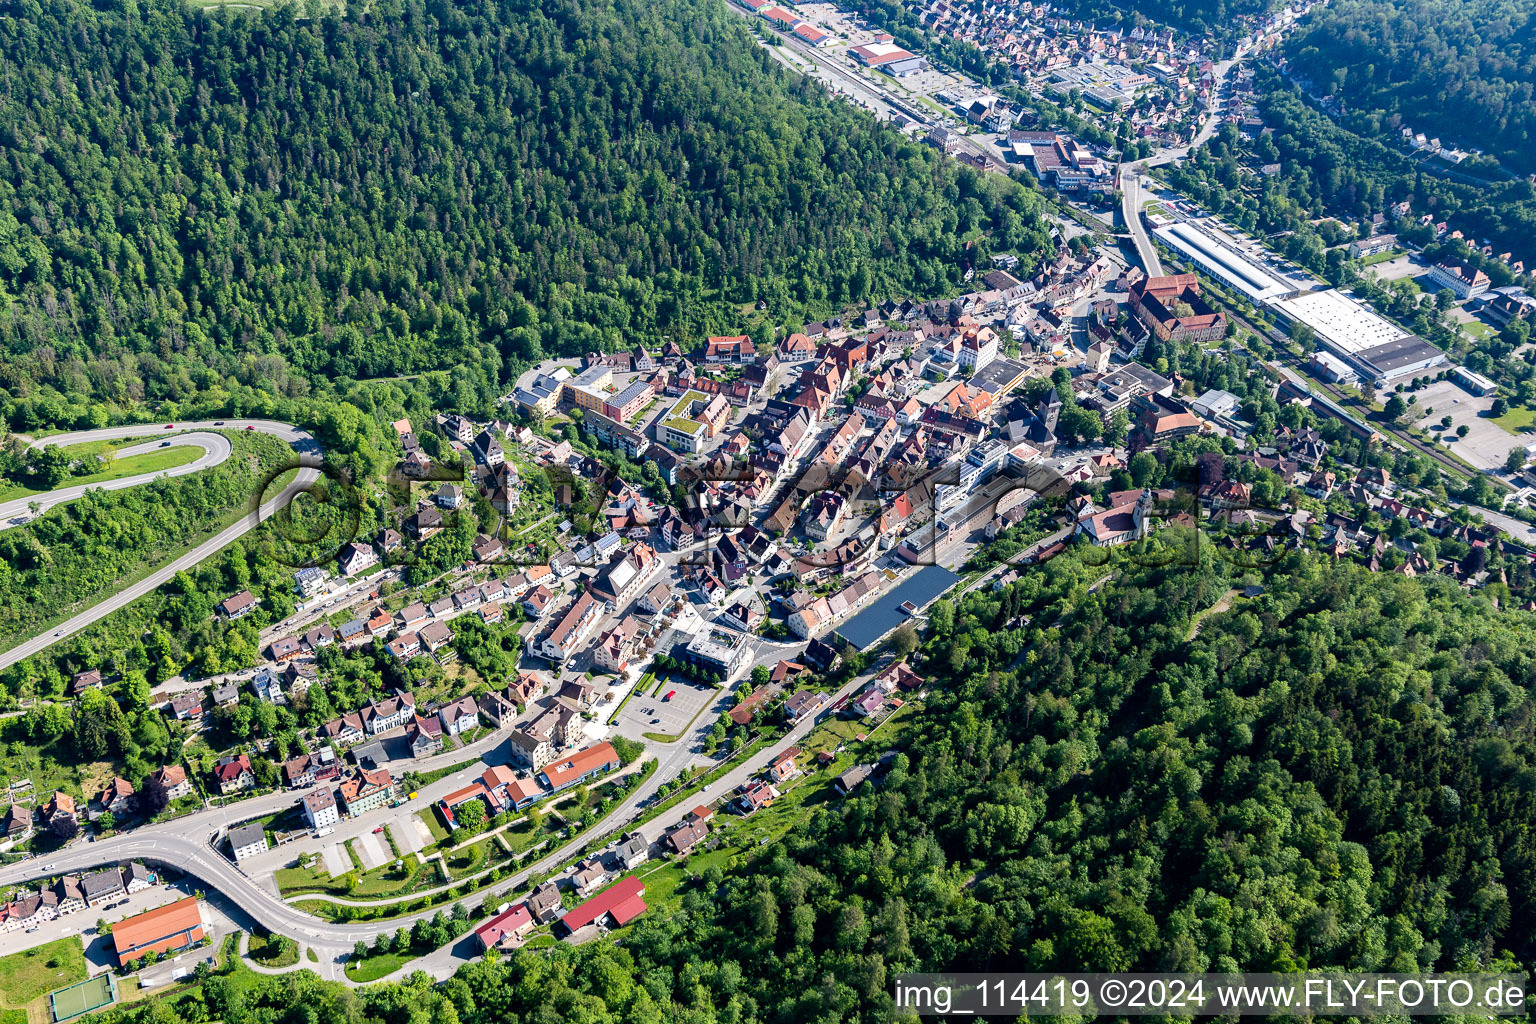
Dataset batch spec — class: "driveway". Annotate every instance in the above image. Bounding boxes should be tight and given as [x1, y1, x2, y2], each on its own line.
[320, 842, 351, 878]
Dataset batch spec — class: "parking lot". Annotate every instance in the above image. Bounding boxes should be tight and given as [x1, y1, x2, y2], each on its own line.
[1404, 378, 1515, 470]
[389, 809, 431, 855]
[320, 841, 350, 877]
[613, 676, 719, 740]
[354, 829, 390, 870]
[1363, 253, 1428, 283]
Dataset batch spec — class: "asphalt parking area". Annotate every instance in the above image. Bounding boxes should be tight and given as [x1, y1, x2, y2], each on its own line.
[391, 812, 429, 855]
[620, 676, 717, 739]
[354, 831, 389, 870]
[1405, 379, 1512, 470]
[320, 841, 350, 878]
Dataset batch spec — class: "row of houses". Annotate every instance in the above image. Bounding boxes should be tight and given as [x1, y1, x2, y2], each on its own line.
[1, 863, 155, 931]
[437, 741, 621, 832]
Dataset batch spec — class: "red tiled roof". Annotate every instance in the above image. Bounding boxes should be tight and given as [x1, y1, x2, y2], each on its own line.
[559, 875, 647, 932]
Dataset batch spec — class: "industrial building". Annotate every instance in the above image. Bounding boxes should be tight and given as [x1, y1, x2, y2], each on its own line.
[1452, 366, 1498, 396]
[848, 42, 926, 76]
[1269, 289, 1448, 385]
[1152, 221, 1295, 305]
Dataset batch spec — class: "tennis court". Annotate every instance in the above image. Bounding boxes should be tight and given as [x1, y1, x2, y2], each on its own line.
[50, 974, 115, 1022]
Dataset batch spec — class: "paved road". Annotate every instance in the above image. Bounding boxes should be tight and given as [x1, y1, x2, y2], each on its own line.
[1, 430, 234, 528]
[1118, 47, 1248, 278]
[388, 664, 877, 984]
[0, 419, 320, 673]
[1119, 169, 1163, 277]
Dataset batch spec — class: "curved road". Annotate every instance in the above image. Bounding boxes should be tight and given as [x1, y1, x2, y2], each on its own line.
[0, 419, 321, 673]
[0, 659, 873, 984]
[1, 431, 234, 527]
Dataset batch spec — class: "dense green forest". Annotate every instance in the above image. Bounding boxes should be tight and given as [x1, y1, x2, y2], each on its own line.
[1166, 73, 1536, 267]
[1285, 0, 1536, 174]
[77, 547, 1536, 1022]
[1055, 0, 1281, 43]
[0, 0, 1049, 434]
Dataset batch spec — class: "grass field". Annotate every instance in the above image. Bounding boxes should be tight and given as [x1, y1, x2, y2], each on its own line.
[0, 938, 88, 1012]
[0, 445, 203, 504]
[1493, 405, 1536, 433]
[275, 851, 432, 900]
[245, 932, 300, 969]
[344, 952, 411, 983]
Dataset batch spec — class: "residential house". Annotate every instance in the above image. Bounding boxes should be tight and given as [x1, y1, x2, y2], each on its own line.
[82, 868, 125, 908]
[664, 817, 708, 856]
[124, 863, 153, 894]
[339, 767, 395, 818]
[571, 858, 611, 896]
[767, 747, 801, 783]
[214, 754, 255, 795]
[302, 787, 340, 832]
[218, 591, 258, 620]
[783, 689, 828, 721]
[438, 697, 480, 737]
[322, 714, 367, 746]
[228, 822, 269, 863]
[593, 618, 642, 674]
[408, 715, 445, 757]
[835, 764, 875, 794]
[618, 836, 649, 869]
[474, 903, 534, 952]
[338, 542, 378, 577]
[853, 686, 886, 716]
[362, 692, 416, 735]
[540, 592, 602, 661]
[3, 805, 31, 843]
[97, 778, 136, 817]
[269, 636, 301, 662]
[734, 781, 778, 815]
[54, 877, 86, 916]
[148, 766, 192, 802]
[527, 882, 563, 924]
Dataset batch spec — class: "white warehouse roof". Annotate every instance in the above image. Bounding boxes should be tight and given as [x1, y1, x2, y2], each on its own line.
[1153, 221, 1295, 304]
[1270, 289, 1407, 355]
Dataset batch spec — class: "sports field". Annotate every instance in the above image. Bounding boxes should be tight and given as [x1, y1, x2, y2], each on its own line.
[48, 975, 114, 1022]
[0, 937, 88, 1012]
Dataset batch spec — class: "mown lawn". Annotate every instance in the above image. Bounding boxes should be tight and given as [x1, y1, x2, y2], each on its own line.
[344, 952, 412, 983]
[0, 937, 88, 1009]
[0, 445, 204, 504]
[245, 932, 300, 969]
[1493, 405, 1536, 434]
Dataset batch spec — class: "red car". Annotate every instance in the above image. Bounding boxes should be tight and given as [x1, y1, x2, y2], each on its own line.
[663, 690, 676, 702]
[164, 423, 174, 429]
[372, 826, 384, 834]
[245, 425, 256, 431]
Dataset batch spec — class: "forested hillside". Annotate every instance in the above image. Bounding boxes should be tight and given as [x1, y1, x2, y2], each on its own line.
[85, 548, 1536, 1023]
[0, 0, 1048, 433]
[1055, 0, 1281, 42]
[1166, 75, 1536, 268]
[1285, 0, 1536, 173]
